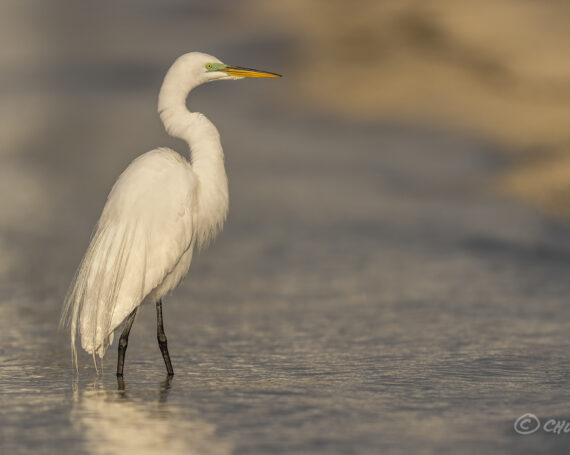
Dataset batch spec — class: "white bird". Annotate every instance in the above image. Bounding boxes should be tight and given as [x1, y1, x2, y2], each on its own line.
[60, 52, 281, 376]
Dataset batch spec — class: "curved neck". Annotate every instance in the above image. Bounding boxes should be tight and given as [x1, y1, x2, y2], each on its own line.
[157, 69, 229, 248]
[158, 71, 220, 159]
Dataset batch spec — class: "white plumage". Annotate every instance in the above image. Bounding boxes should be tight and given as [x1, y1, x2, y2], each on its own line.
[60, 52, 280, 373]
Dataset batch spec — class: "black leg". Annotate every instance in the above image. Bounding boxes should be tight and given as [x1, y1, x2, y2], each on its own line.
[156, 300, 174, 376]
[117, 308, 137, 377]
[117, 375, 126, 392]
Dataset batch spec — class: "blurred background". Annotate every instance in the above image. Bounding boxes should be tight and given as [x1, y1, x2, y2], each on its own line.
[2, 1, 570, 454]
[257, 0, 570, 216]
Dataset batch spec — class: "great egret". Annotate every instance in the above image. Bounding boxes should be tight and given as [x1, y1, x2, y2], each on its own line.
[60, 52, 281, 376]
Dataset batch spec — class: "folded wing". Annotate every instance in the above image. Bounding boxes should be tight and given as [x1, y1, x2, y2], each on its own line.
[61, 148, 197, 365]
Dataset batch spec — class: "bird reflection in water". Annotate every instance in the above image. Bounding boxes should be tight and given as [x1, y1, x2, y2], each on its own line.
[72, 376, 230, 455]
[116, 374, 172, 404]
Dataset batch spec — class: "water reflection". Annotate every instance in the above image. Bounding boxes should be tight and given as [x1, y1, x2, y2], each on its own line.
[72, 377, 230, 455]
[115, 375, 172, 403]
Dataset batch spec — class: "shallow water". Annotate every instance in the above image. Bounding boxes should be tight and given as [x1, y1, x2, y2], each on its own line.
[2, 2, 570, 454]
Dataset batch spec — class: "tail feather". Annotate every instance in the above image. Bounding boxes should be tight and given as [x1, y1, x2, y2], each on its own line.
[60, 219, 145, 370]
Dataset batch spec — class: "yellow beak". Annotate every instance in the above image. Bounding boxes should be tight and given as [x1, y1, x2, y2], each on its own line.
[221, 66, 282, 78]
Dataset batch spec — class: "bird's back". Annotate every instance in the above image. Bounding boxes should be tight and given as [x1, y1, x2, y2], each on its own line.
[62, 148, 198, 361]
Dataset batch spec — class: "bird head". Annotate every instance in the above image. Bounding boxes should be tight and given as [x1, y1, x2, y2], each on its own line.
[203, 60, 282, 81]
[171, 52, 281, 86]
